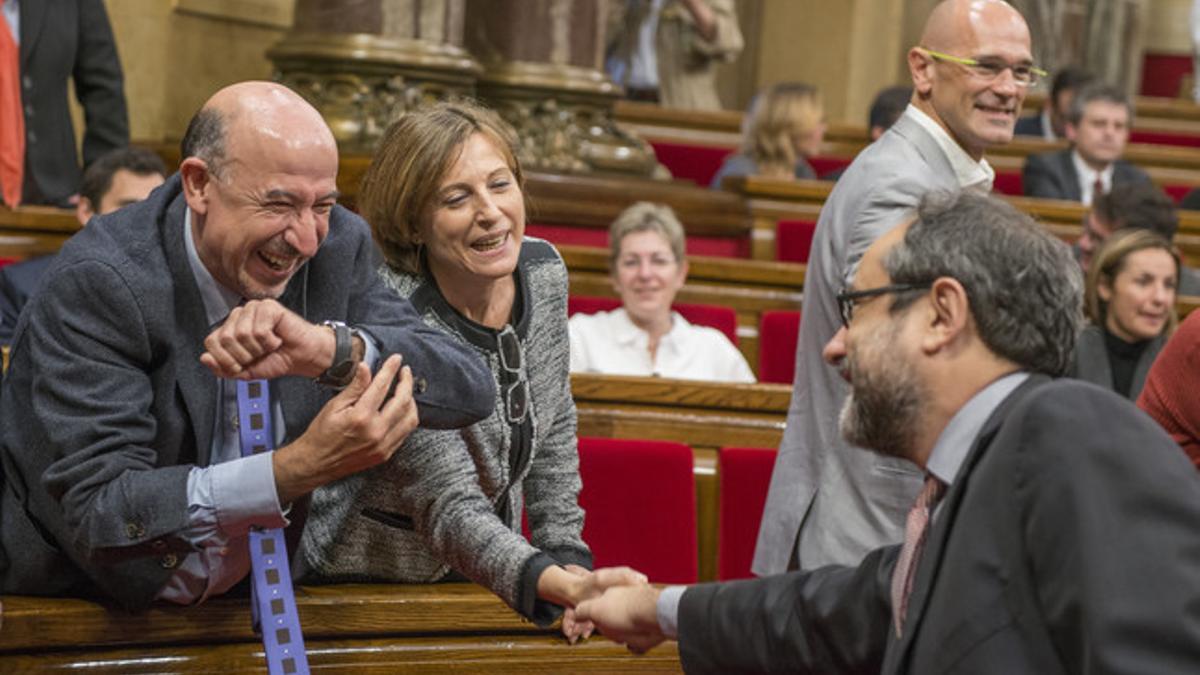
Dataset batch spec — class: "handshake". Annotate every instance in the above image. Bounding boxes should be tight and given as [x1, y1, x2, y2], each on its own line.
[554, 564, 671, 653]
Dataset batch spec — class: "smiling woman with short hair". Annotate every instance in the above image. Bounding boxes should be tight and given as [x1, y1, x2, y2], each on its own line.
[568, 201, 755, 383]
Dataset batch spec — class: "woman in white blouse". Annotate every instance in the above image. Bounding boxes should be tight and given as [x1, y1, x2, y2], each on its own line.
[568, 202, 756, 382]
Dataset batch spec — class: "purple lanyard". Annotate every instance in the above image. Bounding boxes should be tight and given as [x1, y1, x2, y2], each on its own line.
[236, 379, 310, 675]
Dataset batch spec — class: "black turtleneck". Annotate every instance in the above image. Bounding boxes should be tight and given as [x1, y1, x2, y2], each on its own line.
[1102, 327, 1152, 399]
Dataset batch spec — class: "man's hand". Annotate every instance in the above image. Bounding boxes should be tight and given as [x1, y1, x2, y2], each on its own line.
[574, 584, 668, 654]
[272, 354, 417, 504]
[200, 299, 340, 380]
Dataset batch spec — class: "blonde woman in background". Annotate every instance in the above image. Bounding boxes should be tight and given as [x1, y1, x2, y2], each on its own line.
[1070, 228, 1179, 399]
[710, 82, 827, 189]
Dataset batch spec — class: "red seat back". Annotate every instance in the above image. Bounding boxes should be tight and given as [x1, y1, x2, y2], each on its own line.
[648, 140, 735, 187]
[775, 220, 817, 263]
[757, 310, 801, 384]
[717, 446, 777, 580]
[809, 155, 852, 178]
[577, 437, 698, 584]
[567, 296, 739, 344]
[992, 170, 1023, 196]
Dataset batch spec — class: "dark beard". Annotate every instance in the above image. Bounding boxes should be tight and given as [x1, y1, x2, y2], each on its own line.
[838, 349, 924, 460]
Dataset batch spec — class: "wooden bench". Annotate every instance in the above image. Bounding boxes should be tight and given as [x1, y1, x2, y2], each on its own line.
[0, 583, 681, 672]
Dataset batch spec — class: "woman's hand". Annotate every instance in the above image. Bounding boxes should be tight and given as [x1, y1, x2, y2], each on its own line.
[537, 564, 650, 643]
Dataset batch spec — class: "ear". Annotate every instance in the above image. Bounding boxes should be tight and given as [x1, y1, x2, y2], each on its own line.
[1098, 278, 1113, 303]
[179, 157, 213, 216]
[75, 198, 95, 227]
[1064, 122, 1079, 143]
[907, 48, 934, 97]
[920, 277, 971, 354]
[675, 258, 690, 286]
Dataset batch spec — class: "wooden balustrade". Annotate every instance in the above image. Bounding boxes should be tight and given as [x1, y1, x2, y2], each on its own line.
[0, 583, 681, 672]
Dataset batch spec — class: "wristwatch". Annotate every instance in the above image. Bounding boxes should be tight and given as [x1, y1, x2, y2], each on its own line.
[316, 320, 357, 387]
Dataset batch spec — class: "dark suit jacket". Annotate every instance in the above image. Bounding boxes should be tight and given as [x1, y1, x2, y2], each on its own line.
[19, 0, 128, 205]
[1013, 113, 1047, 138]
[0, 254, 53, 344]
[1022, 149, 1152, 202]
[678, 376, 1200, 674]
[0, 175, 494, 609]
[1069, 324, 1165, 400]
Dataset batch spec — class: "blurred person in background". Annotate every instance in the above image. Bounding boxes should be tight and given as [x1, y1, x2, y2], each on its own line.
[569, 201, 754, 383]
[710, 82, 826, 188]
[1070, 228, 1178, 399]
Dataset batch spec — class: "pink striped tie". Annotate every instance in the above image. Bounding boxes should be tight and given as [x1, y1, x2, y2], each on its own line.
[891, 475, 946, 637]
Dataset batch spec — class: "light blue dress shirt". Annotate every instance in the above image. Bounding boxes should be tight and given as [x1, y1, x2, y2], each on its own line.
[157, 209, 378, 603]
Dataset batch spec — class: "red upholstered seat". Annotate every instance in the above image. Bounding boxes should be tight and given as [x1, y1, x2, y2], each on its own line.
[0, 257, 17, 269]
[992, 170, 1023, 196]
[757, 310, 801, 384]
[1163, 184, 1192, 203]
[526, 223, 608, 249]
[648, 140, 734, 187]
[525, 223, 749, 259]
[809, 155, 852, 178]
[775, 219, 816, 263]
[717, 446, 777, 581]
[1129, 130, 1200, 149]
[577, 437, 698, 584]
[567, 295, 739, 344]
[1139, 54, 1192, 98]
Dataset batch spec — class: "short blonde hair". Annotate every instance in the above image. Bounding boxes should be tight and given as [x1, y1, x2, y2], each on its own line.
[607, 202, 686, 270]
[741, 82, 823, 177]
[1085, 228, 1179, 335]
[358, 99, 525, 276]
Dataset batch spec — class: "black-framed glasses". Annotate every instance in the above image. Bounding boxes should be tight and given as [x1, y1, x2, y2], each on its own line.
[497, 325, 528, 425]
[918, 47, 1048, 87]
[836, 282, 933, 328]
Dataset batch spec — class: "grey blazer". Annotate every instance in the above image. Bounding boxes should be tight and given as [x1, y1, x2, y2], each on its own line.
[681, 378, 1200, 674]
[1069, 323, 1165, 399]
[299, 240, 590, 626]
[753, 110, 962, 574]
[0, 175, 493, 609]
[1022, 149, 1152, 202]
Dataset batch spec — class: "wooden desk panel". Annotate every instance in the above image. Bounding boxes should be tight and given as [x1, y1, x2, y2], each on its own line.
[0, 584, 682, 673]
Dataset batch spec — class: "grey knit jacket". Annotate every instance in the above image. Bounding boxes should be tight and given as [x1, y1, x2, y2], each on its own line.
[298, 239, 591, 624]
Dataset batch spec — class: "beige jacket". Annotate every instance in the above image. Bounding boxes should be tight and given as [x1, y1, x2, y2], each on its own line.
[608, 0, 744, 110]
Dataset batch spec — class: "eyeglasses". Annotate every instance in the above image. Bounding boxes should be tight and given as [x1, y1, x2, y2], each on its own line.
[836, 282, 933, 328]
[496, 325, 528, 425]
[919, 47, 1048, 87]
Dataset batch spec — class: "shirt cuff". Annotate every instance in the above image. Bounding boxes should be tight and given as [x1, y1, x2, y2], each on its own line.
[656, 585, 686, 639]
[358, 328, 380, 371]
[210, 451, 288, 537]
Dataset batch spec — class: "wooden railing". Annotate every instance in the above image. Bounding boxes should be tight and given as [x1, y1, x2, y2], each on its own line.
[0, 583, 682, 672]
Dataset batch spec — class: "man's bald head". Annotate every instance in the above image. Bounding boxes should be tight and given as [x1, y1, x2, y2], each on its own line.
[908, 0, 1033, 159]
[921, 0, 1029, 53]
[179, 81, 340, 300]
[181, 81, 336, 178]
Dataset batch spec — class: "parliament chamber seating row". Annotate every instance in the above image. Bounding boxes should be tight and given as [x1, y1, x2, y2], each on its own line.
[615, 99, 1200, 195]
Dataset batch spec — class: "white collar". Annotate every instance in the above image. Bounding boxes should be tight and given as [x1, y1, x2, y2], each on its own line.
[610, 308, 686, 352]
[1071, 150, 1114, 206]
[904, 104, 996, 192]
